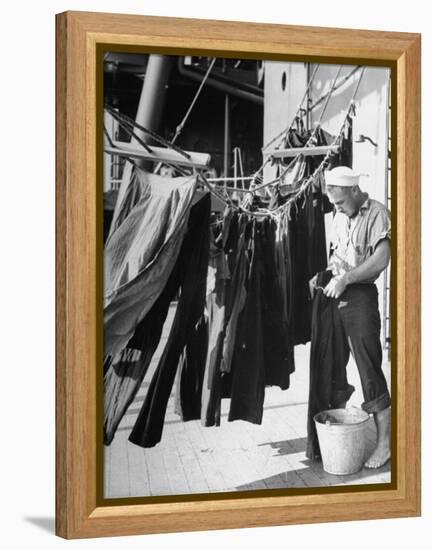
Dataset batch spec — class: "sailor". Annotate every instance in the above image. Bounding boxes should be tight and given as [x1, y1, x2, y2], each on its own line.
[310, 166, 391, 469]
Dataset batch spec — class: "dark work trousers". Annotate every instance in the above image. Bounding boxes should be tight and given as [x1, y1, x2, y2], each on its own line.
[328, 114, 353, 170]
[261, 218, 294, 388]
[103, 238, 185, 445]
[174, 314, 208, 421]
[306, 270, 390, 459]
[200, 211, 234, 427]
[289, 185, 328, 345]
[128, 193, 210, 448]
[201, 213, 249, 426]
[200, 281, 227, 427]
[220, 213, 248, 374]
[228, 219, 266, 424]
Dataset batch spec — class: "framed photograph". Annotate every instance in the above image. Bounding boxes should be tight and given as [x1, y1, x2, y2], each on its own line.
[55, 11, 421, 539]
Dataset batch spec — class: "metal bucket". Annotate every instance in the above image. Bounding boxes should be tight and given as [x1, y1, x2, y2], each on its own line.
[314, 408, 370, 475]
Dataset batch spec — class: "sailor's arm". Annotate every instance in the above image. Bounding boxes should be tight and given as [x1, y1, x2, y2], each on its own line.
[324, 239, 390, 298]
[345, 239, 390, 284]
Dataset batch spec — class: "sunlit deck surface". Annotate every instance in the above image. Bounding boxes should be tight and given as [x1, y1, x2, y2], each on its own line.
[105, 306, 391, 498]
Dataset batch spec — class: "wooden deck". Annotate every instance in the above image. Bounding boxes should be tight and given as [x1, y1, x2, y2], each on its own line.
[104, 306, 391, 498]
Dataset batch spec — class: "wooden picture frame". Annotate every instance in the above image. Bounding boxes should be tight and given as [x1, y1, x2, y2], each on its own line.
[55, 10, 421, 539]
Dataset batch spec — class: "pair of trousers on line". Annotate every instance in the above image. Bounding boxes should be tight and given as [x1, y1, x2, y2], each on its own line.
[228, 217, 294, 424]
[104, 171, 197, 359]
[306, 270, 391, 460]
[128, 193, 211, 448]
[201, 212, 249, 427]
[202, 214, 295, 427]
[225, 216, 295, 424]
[104, 193, 210, 447]
[277, 182, 329, 347]
[103, 172, 197, 444]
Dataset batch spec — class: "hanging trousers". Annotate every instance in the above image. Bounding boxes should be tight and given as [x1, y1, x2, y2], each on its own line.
[289, 186, 328, 346]
[228, 219, 266, 424]
[201, 213, 249, 426]
[103, 243, 185, 445]
[261, 217, 294, 388]
[174, 315, 208, 421]
[128, 193, 210, 448]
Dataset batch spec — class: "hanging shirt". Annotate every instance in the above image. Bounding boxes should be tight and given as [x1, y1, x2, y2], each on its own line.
[329, 194, 391, 282]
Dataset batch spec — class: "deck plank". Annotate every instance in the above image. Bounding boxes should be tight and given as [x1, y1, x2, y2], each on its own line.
[105, 339, 391, 497]
[126, 438, 151, 497]
[107, 429, 130, 498]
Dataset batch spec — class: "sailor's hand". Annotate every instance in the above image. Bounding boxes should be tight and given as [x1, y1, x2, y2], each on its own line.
[324, 275, 347, 299]
[309, 273, 318, 298]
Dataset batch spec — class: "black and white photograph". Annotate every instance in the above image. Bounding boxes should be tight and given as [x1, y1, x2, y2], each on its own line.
[102, 52, 392, 499]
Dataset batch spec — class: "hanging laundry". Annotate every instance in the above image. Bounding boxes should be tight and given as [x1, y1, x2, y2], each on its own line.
[104, 246, 186, 445]
[228, 218, 266, 424]
[260, 217, 295, 388]
[318, 113, 353, 171]
[220, 214, 249, 375]
[173, 314, 208, 422]
[103, 170, 199, 444]
[107, 168, 150, 238]
[201, 211, 249, 427]
[200, 287, 228, 427]
[277, 154, 307, 198]
[101, 69, 361, 449]
[128, 193, 211, 448]
[227, 216, 295, 424]
[104, 170, 197, 359]
[274, 210, 291, 331]
[283, 180, 329, 346]
[281, 114, 353, 346]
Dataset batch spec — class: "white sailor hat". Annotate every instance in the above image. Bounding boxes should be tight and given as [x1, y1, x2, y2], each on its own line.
[324, 166, 361, 187]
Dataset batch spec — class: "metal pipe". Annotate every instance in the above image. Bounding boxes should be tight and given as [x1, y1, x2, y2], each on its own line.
[178, 58, 263, 95]
[224, 94, 230, 178]
[114, 55, 173, 220]
[177, 59, 263, 106]
[134, 55, 173, 158]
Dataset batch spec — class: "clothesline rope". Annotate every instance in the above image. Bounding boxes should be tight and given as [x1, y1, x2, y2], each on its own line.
[104, 125, 115, 148]
[172, 58, 217, 144]
[203, 65, 361, 193]
[209, 66, 365, 219]
[271, 66, 366, 216]
[106, 65, 365, 219]
[105, 63, 350, 191]
[114, 115, 155, 154]
[262, 63, 320, 152]
[104, 113, 191, 176]
[105, 106, 192, 160]
[246, 65, 344, 195]
[153, 57, 217, 176]
[307, 66, 361, 112]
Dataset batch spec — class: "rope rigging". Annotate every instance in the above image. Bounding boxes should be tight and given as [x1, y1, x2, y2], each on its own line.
[104, 63, 366, 219]
[105, 105, 192, 160]
[240, 64, 344, 197]
[172, 57, 217, 144]
[271, 66, 366, 216]
[262, 63, 321, 152]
